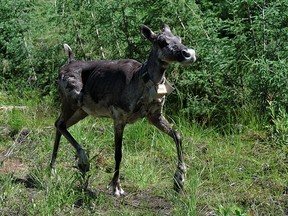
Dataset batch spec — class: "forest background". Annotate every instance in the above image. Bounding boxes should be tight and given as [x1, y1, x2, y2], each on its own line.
[0, 0, 287, 215]
[1, 0, 288, 128]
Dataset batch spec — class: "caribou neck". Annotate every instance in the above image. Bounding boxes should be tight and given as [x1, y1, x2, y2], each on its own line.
[142, 46, 168, 85]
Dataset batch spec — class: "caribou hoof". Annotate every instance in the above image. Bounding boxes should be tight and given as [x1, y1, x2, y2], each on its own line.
[78, 149, 90, 173]
[113, 185, 128, 198]
[173, 168, 185, 193]
[49, 166, 57, 178]
[110, 181, 128, 197]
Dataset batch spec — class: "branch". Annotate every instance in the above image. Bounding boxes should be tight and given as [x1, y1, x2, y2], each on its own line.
[0, 128, 30, 165]
[261, 0, 266, 57]
[247, 6, 259, 57]
[0, 106, 29, 112]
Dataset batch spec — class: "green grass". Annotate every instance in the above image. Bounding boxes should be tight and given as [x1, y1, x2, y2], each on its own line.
[0, 93, 287, 215]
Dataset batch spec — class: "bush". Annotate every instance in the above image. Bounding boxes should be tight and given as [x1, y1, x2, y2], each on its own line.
[1, 0, 287, 128]
[268, 101, 288, 146]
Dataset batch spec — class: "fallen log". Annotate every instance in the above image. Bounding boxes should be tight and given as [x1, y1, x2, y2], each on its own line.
[0, 106, 29, 112]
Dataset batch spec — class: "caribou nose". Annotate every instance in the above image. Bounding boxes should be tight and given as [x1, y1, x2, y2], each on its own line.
[182, 48, 196, 62]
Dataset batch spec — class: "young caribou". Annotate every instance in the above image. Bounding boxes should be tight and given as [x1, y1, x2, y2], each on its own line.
[50, 24, 196, 197]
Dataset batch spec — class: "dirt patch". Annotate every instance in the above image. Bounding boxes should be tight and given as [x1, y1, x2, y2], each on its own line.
[0, 126, 13, 139]
[79, 186, 173, 215]
[121, 189, 172, 215]
[0, 158, 28, 174]
[0, 128, 30, 172]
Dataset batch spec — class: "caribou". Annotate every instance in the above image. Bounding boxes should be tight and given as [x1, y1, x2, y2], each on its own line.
[50, 24, 196, 197]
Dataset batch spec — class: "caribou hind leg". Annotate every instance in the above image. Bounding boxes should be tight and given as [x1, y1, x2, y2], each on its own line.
[147, 113, 187, 192]
[50, 108, 89, 175]
[50, 129, 62, 170]
[110, 120, 128, 197]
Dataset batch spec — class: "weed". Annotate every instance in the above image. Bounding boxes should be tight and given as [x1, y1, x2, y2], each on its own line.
[217, 204, 249, 216]
[267, 101, 288, 146]
[0, 96, 287, 215]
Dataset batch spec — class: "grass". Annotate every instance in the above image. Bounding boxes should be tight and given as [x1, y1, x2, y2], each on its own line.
[0, 92, 287, 215]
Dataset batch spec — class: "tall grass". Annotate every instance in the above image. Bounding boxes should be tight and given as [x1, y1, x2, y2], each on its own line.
[0, 94, 287, 215]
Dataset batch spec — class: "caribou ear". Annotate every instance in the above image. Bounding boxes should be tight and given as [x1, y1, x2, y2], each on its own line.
[140, 24, 156, 41]
[162, 24, 171, 32]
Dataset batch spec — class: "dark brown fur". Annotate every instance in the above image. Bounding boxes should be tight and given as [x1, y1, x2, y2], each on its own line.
[50, 24, 196, 196]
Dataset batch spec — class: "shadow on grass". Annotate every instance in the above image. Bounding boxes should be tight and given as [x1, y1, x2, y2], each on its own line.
[10, 172, 98, 208]
[7, 169, 174, 214]
[73, 186, 98, 208]
[12, 175, 39, 189]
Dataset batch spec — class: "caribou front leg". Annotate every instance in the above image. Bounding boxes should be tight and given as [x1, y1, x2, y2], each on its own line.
[111, 120, 127, 197]
[147, 113, 187, 192]
[170, 129, 187, 192]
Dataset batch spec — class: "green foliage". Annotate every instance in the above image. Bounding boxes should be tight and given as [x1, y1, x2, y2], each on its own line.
[1, 3, 287, 214]
[268, 101, 288, 146]
[1, 0, 287, 128]
[174, 0, 288, 125]
[0, 0, 32, 85]
[217, 204, 249, 216]
[0, 102, 287, 215]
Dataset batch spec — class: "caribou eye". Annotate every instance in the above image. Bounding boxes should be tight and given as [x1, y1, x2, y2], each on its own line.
[158, 37, 168, 48]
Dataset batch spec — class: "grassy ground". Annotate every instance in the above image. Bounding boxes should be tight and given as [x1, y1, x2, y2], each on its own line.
[0, 93, 287, 215]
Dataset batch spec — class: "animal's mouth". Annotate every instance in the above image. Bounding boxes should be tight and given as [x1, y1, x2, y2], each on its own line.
[181, 48, 196, 63]
[161, 50, 196, 64]
[160, 48, 196, 64]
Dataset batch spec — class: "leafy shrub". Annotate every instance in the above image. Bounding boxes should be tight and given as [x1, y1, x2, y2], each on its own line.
[218, 204, 250, 216]
[268, 101, 288, 146]
[1, 0, 287, 128]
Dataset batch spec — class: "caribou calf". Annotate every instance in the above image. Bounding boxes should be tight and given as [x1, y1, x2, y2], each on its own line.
[50, 24, 196, 197]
